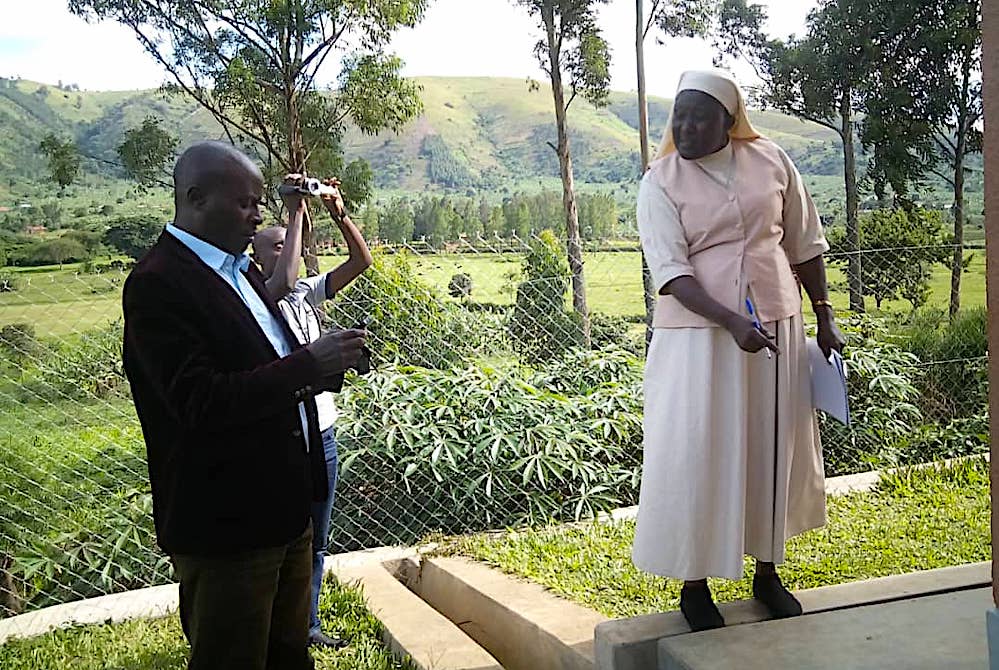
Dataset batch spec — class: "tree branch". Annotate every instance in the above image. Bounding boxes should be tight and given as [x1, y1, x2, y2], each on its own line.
[565, 88, 578, 112]
[928, 166, 956, 187]
[546, 141, 558, 153]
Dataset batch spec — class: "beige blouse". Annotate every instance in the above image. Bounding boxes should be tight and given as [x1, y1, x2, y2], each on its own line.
[638, 138, 828, 328]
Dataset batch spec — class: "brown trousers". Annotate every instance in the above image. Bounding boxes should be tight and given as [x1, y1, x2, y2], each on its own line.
[172, 525, 314, 670]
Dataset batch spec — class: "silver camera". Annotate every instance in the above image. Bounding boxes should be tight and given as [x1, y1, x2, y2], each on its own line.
[277, 178, 337, 197]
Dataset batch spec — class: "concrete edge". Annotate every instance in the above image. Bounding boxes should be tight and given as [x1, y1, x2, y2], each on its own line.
[0, 545, 417, 647]
[413, 556, 609, 670]
[0, 583, 178, 645]
[335, 560, 502, 670]
[594, 561, 991, 670]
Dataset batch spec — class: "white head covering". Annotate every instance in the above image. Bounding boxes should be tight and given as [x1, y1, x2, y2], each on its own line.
[655, 69, 762, 159]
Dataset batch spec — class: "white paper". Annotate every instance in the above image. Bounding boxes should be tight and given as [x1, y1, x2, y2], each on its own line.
[807, 338, 850, 426]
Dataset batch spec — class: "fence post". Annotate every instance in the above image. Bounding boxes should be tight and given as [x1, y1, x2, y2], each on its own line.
[982, 0, 999, 616]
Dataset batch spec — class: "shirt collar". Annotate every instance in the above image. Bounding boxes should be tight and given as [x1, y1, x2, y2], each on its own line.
[166, 223, 251, 274]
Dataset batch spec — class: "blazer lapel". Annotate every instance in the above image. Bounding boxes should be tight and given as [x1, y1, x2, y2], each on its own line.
[159, 233, 281, 359]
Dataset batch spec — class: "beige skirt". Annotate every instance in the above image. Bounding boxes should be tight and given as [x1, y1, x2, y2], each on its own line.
[631, 314, 826, 581]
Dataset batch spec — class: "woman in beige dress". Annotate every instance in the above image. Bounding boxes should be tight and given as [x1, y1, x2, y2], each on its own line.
[632, 70, 845, 631]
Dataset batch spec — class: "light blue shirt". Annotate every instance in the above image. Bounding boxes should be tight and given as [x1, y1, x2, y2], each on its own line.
[166, 224, 310, 445]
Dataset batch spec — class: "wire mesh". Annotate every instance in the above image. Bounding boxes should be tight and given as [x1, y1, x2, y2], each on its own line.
[0, 235, 988, 632]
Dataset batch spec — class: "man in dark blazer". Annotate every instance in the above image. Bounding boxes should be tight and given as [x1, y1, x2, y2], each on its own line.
[122, 141, 366, 670]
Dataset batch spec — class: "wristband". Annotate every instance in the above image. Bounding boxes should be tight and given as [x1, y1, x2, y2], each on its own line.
[812, 299, 834, 310]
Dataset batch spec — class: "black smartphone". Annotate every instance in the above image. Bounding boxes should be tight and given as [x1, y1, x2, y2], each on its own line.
[353, 315, 371, 331]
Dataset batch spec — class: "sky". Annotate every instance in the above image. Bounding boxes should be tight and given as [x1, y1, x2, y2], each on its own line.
[0, 0, 817, 97]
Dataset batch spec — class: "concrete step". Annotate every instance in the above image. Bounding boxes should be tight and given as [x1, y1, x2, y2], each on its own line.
[332, 551, 502, 670]
[659, 588, 992, 670]
[404, 556, 609, 670]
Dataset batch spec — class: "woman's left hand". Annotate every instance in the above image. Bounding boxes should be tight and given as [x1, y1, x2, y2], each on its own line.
[816, 314, 846, 359]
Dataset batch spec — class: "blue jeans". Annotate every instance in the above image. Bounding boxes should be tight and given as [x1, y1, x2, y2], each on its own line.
[309, 427, 338, 636]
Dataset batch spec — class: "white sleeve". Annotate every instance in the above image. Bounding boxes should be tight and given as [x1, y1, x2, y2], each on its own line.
[779, 148, 829, 265]
[637, 172, 693, 293]
[299, 274, 330, 307]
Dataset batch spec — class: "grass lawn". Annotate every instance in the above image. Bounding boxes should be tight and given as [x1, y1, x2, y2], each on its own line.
[445, 458, 990, 619]
[2, 249, 987, 336]
[0, 579, 411, 670]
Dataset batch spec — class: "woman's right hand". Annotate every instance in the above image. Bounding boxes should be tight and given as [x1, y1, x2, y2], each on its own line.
[726, 316, 780, 355]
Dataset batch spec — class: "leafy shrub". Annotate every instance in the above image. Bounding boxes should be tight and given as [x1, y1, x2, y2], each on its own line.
[894, 307, 988, 421]
[103, 216, 162, 260]
[0, 415, 160, 614]
[0, 323, 39, 369]
[19, 321, 127, 402]
[827, 208, 952, 310]
[448, 272, 472, 299]
[330, 358, 643, 550]
[818, 316, 925, 475]
[590, 313, 642, 354]
[328, 251, 482, 369]
[508, 230, 582, 364]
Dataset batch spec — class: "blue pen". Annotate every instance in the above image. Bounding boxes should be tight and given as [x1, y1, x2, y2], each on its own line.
[745, 296, 773, 359]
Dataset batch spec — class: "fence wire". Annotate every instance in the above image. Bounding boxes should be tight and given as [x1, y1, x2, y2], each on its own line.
[0, 235, 988, 633]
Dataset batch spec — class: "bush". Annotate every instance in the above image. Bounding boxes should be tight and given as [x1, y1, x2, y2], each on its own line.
[19, 321, 127, 402]
[328, 251, 482, 369]
[0, 323, 39, 369]
[590, 313, 642, 354]
[448, 272, 472, 299]
[817, 316, 925, 475]
[103, 216, 162, 260]
[0, 415, 162, 614]
[508, 230, 582, 364]
[895, 307, 988, 421]
[330, 358, 643, 551]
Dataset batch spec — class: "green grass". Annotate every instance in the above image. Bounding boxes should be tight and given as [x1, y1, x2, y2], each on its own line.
[0, 578, 412, 670]
[2, 249, 987, 336]
[445, 458, 991, 619]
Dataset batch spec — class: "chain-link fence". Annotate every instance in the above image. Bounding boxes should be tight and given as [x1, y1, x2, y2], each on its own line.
[0, 233, 988, 632]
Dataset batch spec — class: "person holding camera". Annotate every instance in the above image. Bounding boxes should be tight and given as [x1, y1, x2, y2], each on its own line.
[252, 174, 373, 649]
[123, 141, 368, 670]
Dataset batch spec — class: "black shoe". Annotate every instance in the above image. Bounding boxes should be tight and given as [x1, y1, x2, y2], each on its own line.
[309, 630, 348, 650]
[753, 572, 802, 619]
[680, 584, 726, 632]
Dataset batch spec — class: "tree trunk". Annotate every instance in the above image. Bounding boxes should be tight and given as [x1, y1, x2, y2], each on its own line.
[841, 88, 864, 312]
[545, 5, 591, 347]
[950, 53, 973, 320]
[636, 0, 655, 348]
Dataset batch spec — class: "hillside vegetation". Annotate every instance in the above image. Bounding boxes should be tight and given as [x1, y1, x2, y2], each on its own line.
[1, 75, 843, 196]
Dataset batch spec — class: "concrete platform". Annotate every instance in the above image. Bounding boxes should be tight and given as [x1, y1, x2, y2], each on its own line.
[659, 588, 992, 670]
[595, 562, 990, 670]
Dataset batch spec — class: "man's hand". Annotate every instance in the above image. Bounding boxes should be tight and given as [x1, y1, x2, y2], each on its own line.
[305, 328, 367, 379]
[816, 311, 846, 359]
[726, 316, 780, 355]
[320, 178, 346, 221]
[280, 173, 307, 215]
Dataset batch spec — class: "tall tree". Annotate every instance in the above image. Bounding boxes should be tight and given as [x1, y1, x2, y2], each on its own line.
[637, 0, 717, 344]
[117, 116, 179, 190]
[70, 0, 426, 275]
[861, 0, 982, 318]
[38, 134, 81, 191]
[515, 0, 613, 348]
[717, 0, 873, 312]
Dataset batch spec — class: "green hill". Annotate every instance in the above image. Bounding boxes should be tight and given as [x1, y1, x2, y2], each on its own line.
[0, 75, 844, 200]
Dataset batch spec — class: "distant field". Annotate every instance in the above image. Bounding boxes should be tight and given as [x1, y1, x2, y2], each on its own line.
[1, 250, 987, 337]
